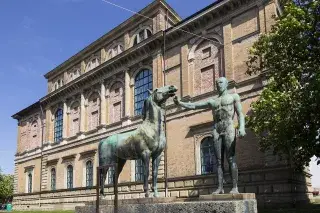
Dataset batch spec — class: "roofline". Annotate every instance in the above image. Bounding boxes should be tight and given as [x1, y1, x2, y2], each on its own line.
[11, 101, 40, 120]
[44, 0, 181, 79]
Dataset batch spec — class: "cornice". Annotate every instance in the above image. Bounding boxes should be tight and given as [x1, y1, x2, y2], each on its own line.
[40, 32, 163, 106]
[44, 0, 181, 80]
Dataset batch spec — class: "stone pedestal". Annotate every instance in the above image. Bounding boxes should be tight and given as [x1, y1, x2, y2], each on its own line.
[75, 194, 257, 213]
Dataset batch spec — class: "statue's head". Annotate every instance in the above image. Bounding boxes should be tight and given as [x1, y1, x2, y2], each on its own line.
[216, 77, 228, 93]
[151, 85, 178, 106]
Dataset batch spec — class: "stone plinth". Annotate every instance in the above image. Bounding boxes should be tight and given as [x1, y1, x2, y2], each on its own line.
[75, 194, 257, 213]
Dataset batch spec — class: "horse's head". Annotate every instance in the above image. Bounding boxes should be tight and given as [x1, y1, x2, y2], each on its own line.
[151, 85, 178, 107]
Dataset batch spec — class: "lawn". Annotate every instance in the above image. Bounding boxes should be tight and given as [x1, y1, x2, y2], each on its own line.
[12, 211, 74, 213]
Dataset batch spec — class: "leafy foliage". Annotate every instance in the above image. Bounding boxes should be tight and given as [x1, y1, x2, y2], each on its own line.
[246, 0, 320, 169]
[0, 168, 14, 203]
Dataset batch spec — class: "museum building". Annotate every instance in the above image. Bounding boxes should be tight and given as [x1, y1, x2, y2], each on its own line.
[11, 0, 312, 210]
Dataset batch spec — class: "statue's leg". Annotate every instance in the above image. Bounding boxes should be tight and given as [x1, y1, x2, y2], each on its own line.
[100, 168, 107, 196]
[225, 128, 239, 194]
[141, 151, 151, 198]
[115, 158, 126, 183]
[151, 152, 162, 197]
[212, 131, 224, 194]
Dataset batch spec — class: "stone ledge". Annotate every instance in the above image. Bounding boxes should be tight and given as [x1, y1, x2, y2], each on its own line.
[76, 198, 258, 213]
[199, 193, 256, 201]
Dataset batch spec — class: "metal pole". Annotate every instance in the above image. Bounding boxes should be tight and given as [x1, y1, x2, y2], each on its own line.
[114, 163, 118, 213]
[96, 167, 100, 213]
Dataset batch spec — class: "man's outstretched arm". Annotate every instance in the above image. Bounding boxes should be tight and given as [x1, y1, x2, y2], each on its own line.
[173, 96, 211, 110]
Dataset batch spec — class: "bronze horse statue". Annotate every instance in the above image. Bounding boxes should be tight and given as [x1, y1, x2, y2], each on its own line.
[98, 85, 177, 197]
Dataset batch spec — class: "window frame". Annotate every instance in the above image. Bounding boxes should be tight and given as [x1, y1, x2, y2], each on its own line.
[200, 136, 217, 175]
[66, 165, 73, 189]
[135, 159, 144, 182]
[51, 168, 56, 190]
[86, 160, 93, 187]
[54, 108, 63, 143]
[134, 69, 153, 116]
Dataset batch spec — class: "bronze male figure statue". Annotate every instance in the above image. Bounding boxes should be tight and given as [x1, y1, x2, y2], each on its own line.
[174, 77, 246, 194]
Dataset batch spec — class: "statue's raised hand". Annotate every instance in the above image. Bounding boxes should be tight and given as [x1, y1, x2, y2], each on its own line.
[238, 128, 246, 138]
[173, 96, 180, 105]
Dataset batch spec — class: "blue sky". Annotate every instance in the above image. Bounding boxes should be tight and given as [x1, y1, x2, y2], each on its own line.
[0, 0, 319, 187]
[0, 0, 214, 174]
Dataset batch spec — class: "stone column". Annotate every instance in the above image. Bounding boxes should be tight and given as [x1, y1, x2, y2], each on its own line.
[80, 92, 86, 133]
[63, 101, 68, 139]
[181, 44, 189, 98]
[100, 48, 106, 64]
[100, 81, 107, 126]
[106, 88, 110, 124]
[45, 108, 52, 143]
[124, 69, 131, 117]
[152, 50, 163, 88]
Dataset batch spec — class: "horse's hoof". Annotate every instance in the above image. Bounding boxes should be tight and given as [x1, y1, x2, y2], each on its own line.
[153, 192, 159, 198]
[145, 193, 150, 198]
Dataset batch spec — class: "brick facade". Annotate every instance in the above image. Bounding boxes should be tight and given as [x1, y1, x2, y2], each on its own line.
[12, 0, 312, 211]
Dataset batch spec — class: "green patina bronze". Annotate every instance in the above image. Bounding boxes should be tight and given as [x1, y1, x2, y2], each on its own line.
[99, 85, 177, 198]
[174, 77, 246, 194]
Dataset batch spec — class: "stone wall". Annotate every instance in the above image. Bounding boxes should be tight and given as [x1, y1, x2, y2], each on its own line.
[13, 167, 312, 210]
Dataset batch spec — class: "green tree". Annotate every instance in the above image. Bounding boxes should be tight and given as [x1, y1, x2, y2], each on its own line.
[0, 168, 14, 203]
[246, 0, 320, 169]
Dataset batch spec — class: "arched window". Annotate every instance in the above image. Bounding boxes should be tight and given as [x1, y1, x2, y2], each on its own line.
[87, 93, 100, 131]
[86, 161, 93, 187]
[133, 29, 152, 45]
[200, 137, 217, 174]
[28, 173, 32, 193]
[108, 44, 124, 59]
[51, 168, 56, 190]
[86, 57, 99, 72]
[135, 159, 144, 182]
[67, 165, 73, 189]
[54, 108, 63, 143]
[134, 69, 153, 115]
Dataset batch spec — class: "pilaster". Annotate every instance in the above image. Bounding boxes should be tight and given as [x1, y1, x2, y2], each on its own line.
[124, 69, 131, 117]
[152, 51, 164, 88]
[80, 92, 86, 133]
[222, 21, 234, 81]
[181, 44, 189, 97]
[62, 101, 68, 139]
[100, 81, 107, 126]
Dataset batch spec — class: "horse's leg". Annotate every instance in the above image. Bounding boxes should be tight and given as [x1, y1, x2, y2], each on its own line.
[114, 158, 126, 183]
[100, 168, 108, 196]
[152, 153, 162, 197]
[141, 151, 151, 198]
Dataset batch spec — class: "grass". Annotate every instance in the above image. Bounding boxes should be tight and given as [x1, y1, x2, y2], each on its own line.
[12, 211, 74, 213]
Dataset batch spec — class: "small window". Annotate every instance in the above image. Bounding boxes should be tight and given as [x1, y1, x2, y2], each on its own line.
[51, 168, 56, 190]
[86, 161, 93, 187]
[135, 159, 144, 182]
[67, 165, 73, 189]
[108, 167, 114, 184]
[201, 137, 217, 174]
[202, 47, 211, 59]
[133, 29, 152, 46]
[28, 173, 32, 193]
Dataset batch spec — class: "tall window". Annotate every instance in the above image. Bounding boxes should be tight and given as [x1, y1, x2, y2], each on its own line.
[201, 137, 217, 174]
[51, 168, 56, 190]
[67, 165, 73, 189]
[134, 69, 153, 115]
[86, 161, 93, 187]
[133, 29, 152, 45]
[135, 159, 144, 182]
[54, 108, 63, 143]
[28, 173, 32, 193]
